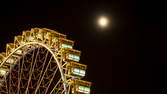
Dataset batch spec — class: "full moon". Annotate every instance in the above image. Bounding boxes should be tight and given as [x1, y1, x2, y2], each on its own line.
[98, 16, 109, 28]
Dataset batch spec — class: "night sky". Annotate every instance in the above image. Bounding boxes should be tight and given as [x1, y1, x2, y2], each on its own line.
[0, 0, 167, 94]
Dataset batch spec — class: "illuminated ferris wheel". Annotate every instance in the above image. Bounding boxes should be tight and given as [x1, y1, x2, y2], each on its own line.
[0, 28, 91, 94]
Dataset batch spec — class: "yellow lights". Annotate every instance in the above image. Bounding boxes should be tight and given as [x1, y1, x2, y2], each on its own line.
[72, 68, 86, 77]
[6, 58, 15, 64]
[72, 80, 91, 94]
[14, 49, 23, 55]
[61, 43, 73, 49]
[67, 54, 80, 62]
[59, 38, 74, 49]
[0, 69, 9, 76]
[77, 85, 90, 94]
[63, 48, 81, 62]
[65, 61, 87, 78]
[0, 28, 92, 93]
[98, 16, 109, 28]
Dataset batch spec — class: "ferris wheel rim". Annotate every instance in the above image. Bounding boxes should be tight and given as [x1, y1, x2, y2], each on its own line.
[0, 41, 68, 94]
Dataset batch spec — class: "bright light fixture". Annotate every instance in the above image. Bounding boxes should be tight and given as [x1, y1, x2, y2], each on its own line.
[98, 16, 109, 28]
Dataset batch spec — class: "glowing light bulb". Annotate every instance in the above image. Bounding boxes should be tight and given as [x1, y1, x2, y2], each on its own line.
[98, 16, 109, 27]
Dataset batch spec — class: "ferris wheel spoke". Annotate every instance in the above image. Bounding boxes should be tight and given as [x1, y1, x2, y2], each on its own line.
[17, 55, 21, 93]
[0, 28, 91, 94]
[17, 52, 25, 94]
[60, 90, 65, 94]
[9, 62, 12, 94]
[67, 83, 71, 94]
[0, 73, 8, 93]
[4, 78, 7, 94]
[50, 78, 62, 94]
[34, 54, 53, 94]
[25, 47, 40, 94]
[44, 66, 59, 94]
[55, 83, 64, 94]
[34, 50, 49, 94]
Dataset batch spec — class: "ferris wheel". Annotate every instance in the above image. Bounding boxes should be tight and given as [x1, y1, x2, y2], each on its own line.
[0, 28, 91, 94]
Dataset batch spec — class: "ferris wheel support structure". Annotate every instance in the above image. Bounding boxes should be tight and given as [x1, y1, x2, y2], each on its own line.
[0, 28, 91, 94]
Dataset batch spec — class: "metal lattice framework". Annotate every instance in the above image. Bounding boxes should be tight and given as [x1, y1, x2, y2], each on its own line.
[0, 28, 91, 94]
